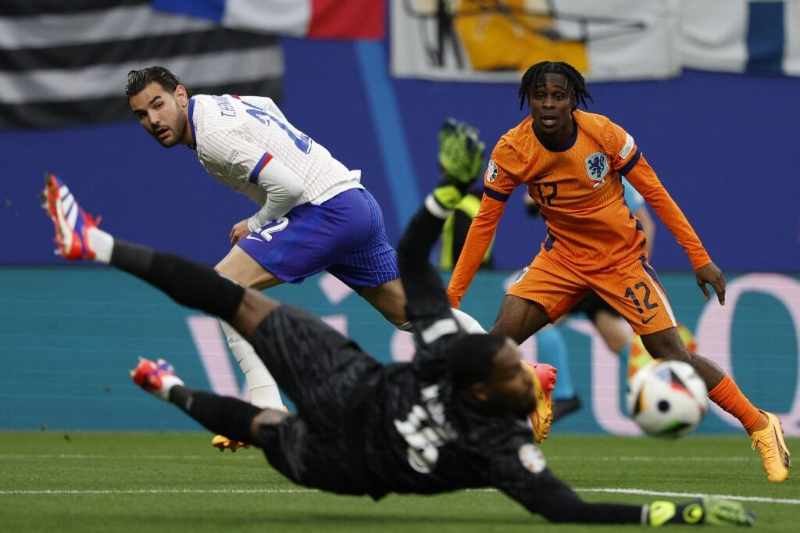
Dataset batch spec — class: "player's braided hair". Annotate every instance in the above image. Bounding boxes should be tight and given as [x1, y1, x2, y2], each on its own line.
[447, 333, 508, 391]
[125, 66, 185, 97]
[517, 61, 592, 110]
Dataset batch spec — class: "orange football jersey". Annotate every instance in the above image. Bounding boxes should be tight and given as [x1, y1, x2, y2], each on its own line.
[448, 110, 711, 307]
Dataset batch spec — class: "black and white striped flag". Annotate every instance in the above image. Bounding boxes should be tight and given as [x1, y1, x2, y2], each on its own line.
[0, 0, 283, 129]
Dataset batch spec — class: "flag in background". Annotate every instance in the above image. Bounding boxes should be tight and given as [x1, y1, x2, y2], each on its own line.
[0, 0, 282, 129]
[392, 0, 680, 82]
[151, 0, 385, 39]
[680, 0, 800, 76]
[392, 0, 800, 82]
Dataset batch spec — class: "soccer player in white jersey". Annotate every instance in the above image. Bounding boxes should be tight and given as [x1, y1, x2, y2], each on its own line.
[126, 66, 406, 449]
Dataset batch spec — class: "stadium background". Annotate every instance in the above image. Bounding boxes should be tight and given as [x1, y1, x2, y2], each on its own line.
[1, 1, 798, 437]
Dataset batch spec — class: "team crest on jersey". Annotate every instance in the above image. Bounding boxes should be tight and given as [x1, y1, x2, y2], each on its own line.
[484, 160, 498, 183]
[518, 443, 546, 473]
[585, 152, 609, 188]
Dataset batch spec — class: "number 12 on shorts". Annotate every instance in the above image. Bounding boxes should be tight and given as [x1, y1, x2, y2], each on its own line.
[625, 281, 658, 317]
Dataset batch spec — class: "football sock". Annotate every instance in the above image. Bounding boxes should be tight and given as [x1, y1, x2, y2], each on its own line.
[110, 240, 244, 323]
[536, 326, 575, 400]
[169, 386, 261, 443]
[220, 320, 286, 410]
[708, 375, 766, 434]
[87, 226, 113, 263]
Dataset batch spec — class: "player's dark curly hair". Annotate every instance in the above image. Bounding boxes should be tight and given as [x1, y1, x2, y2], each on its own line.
[517, 61, 592, 110]
[125, 66, 185, 97]
[447, 333, 508, 391]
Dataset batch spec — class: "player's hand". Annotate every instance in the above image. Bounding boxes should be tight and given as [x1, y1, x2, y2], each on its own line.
[701, 497, 755, 527]
[694, 262, 726, 305]
[646, 498, 754, 527]
[229, 219, 250, 245]
[438, 118, 485, 190]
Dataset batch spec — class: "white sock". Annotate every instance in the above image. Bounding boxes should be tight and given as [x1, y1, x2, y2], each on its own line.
[157, 375, 184, 401]
[87, 227, 113, 264]
[451, 307, 486, 334]
[220, 320, 286, 410]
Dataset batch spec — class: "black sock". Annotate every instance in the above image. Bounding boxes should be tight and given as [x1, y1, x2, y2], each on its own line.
[169, 386, 262, 443]
[110, 240, 244, 323]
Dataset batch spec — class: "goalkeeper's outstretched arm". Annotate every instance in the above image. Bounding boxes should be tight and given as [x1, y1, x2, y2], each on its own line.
[501, 471, 754, 526]
[397, 119, 484, 325]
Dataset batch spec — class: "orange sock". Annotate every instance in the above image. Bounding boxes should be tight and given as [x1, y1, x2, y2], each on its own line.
[708, 376, 766, 434]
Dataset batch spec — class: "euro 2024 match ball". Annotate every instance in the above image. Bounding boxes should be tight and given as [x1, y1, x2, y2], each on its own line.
[626, 360, 708, 438]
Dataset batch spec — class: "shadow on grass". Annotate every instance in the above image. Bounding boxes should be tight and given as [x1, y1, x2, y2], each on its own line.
[159, 510, 539, 528]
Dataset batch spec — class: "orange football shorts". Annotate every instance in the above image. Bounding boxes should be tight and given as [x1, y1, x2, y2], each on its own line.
[507, 250, 677, 335]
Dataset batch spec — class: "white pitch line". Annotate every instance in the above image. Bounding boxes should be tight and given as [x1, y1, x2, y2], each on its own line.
[0, 488, 316, 496]
[0, 454, 753, 462]
[577, 488, 800, 506]
[0, 454, 260, 460]
[556, 456, 755, 463]
[0, 486, 797, 505]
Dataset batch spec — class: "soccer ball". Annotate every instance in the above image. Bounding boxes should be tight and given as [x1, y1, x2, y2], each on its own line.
[626, 360, 708, 438]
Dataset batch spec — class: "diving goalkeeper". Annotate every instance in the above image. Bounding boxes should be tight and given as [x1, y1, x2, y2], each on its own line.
[42, 148, 753, 527]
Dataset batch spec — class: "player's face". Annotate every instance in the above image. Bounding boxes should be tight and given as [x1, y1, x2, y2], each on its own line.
[129, 82, 190, 147]
[528, 73, 575, 139]
[485, 340, 536, 418]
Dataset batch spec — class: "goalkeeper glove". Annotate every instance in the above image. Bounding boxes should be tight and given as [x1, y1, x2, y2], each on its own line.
[438, 118, 485, 189]
[646, 498, 755, 527]
[434, 119, 485, 210]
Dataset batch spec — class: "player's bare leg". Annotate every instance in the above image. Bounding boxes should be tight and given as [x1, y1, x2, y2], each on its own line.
[354, 278, 407, 326]
[216, 246, 283, 291]
[491, 295, 550, 344]
[593, 310, 632, 356]
[490, 295, 554, 441]
[213, 246, 287, 451]
[642, 327, 790, 482]
[357, 280, 483, 335]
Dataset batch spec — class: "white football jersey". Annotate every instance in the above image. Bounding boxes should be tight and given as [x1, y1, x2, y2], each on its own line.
[188, 94, 362, 207]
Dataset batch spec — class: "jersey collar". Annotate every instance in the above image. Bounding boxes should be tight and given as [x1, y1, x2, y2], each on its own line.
[532, 116, 578, 153]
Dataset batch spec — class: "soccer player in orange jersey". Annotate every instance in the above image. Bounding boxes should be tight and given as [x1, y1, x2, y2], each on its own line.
[447, 61, 790, 483]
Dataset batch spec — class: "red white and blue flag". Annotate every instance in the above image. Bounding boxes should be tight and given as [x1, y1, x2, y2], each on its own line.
[152, 0, 385, 40]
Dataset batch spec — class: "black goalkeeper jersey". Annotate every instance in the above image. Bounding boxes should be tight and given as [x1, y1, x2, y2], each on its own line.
[253, 202, 642, 525]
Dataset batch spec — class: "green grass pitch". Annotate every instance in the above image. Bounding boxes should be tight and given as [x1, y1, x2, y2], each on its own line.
[0, 432, 797, 532]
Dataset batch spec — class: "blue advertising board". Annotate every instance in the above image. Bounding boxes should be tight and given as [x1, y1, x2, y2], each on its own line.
[1, 267, 797, 436]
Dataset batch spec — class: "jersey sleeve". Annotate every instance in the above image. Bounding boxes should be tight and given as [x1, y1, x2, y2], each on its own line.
[446, 139, 518, 307]
[604, 119, 641, 175]
[483, 137, 522, 199]
[199, 126, 272, 185]
[490, 436, 644, 524]
[247, 156, 305, 230]
[623, 154, 712, 269]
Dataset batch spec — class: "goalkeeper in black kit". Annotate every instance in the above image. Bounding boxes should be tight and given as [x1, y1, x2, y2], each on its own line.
[43, 125, 753, 527]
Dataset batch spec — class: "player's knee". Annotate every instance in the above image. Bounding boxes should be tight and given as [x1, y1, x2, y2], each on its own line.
[250, 408, 290, 446]
[643, 331, 690, 361]
[491, 297, 548, 343]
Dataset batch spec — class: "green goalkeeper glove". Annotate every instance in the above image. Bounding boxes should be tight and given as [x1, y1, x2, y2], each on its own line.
[434, 119, 485, 210]
[438, 118, 485, 189]
[646, 498, 755, 527]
